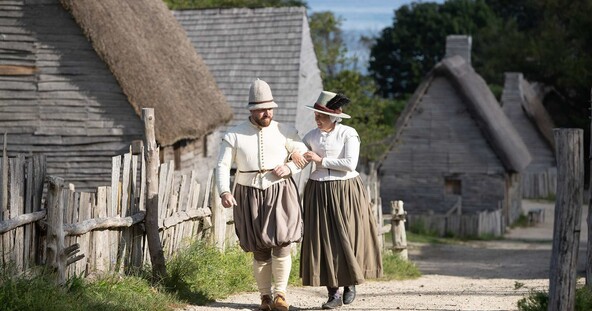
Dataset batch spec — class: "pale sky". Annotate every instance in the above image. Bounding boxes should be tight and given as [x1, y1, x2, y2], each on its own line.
[307, 0, 445, 33]
[306, 0, 445, 71]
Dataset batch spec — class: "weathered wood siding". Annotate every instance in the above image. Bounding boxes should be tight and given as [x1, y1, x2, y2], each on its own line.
[173, 7, 321, 136]
[501, 73, 556, 199]
[380, 77, 507, 216]
[0, 1, 144, 191]
[160, 131, 222, 196]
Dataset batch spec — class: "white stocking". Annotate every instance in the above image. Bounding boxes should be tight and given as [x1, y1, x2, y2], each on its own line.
[253, 258, 272, 297]
[272, 254, 292, 295]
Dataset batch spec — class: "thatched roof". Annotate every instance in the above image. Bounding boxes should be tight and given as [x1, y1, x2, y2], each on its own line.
[59, 0, 232, 146]
[384, 55, 531, 173]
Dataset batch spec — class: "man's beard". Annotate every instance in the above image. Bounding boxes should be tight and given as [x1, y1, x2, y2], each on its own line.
[253, 116, 272, 127]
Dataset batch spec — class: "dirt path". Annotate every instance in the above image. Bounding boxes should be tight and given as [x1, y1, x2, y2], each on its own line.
[180, 200, 588, 311]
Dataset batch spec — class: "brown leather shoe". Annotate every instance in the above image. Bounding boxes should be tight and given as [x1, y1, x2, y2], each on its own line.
[273, 292, 290, 311]
[259, 294, 273, 311]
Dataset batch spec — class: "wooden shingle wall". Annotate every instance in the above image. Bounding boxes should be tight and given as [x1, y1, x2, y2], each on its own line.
[174, 7, 320, 136]
[501, 73, 556, 198]
[380, 77, 507, 215]
[0, 1, 144, 191]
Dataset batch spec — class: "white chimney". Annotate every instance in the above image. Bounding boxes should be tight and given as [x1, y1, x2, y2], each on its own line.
[445, 35, 472, 64]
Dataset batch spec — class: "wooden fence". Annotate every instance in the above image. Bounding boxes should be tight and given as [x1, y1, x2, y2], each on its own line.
[406, 208, 503, 237]
[0, 145, 222, 280]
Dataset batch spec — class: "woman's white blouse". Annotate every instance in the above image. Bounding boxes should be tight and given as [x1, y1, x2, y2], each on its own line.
[303, 123, 360, 181]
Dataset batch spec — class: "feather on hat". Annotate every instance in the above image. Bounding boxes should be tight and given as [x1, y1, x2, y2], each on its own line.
[305, 91, 351, 118]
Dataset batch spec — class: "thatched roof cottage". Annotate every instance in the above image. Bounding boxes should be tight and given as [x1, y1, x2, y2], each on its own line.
[0, 0, 232, 191]
[378, 35, 531, 237]
[501, 72, 556, 199]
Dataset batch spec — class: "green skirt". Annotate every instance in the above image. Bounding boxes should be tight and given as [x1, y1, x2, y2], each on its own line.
[300, 176, 383, 287]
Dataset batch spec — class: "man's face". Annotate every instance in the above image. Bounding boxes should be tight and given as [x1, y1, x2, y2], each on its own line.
[250, 108, 273, 127]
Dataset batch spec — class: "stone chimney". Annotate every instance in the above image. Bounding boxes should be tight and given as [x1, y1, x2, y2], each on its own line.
[445, 35, 472, 64]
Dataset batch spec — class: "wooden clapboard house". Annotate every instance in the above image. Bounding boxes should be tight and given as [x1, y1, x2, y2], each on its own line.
[378, 36, 532, 237]
[500, 72, 556, 199]
[173, 7, 322, 136]
[0, 0, 232, 191]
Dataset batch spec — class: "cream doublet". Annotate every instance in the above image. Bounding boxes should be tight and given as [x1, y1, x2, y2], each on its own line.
[216, 120, 307, 193]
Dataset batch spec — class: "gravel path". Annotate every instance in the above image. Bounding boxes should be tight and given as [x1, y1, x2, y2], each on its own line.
[178, 200, 588, 311]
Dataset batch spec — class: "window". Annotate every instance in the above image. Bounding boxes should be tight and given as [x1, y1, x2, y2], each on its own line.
[445, 178, 461, 195]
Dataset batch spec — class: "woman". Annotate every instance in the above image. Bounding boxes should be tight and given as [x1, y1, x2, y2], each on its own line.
[297, 91, 383, 309]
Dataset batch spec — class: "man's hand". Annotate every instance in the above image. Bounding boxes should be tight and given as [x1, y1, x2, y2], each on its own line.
[273, 164, 291, 178]
[220, 192, 237, 208]
[291, 151, 308, 168]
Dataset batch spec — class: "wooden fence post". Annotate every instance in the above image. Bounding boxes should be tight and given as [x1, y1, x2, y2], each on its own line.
[142, 108, 167, 282]
[587, 88, 592, 289]
[209, 169, 226, 251]
[391, 200, 408, 260]
[46, 176, 66, 284]
[548, 129, 584, 311]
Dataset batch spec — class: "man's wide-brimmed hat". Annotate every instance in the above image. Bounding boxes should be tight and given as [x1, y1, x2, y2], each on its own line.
[306, 91, 351, 118]
[246, 79, 278, 110]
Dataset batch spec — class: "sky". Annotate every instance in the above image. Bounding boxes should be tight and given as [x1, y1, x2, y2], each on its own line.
[306, 0, 445, 71]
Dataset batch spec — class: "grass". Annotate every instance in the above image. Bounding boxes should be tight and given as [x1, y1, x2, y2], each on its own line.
[0, 267, 179, 311]
[517, 286, 592, 311]
[0, 240, 420, 310]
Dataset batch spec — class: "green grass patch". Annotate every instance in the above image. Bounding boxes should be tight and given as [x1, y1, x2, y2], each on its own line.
[0, 268, 178, 311]
[379, 252, 421, 280]
[165, 241, 255, 305]
[517, 286, 592, 311]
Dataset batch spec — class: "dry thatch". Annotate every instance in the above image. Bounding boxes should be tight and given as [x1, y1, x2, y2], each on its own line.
[60, 0, 232, 146]
[520, 77, 556, 150]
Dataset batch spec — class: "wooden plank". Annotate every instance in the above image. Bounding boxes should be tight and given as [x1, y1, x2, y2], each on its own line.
[10, 155, 24, 272]
[23, 156, 33, 269]
[94, 186, 109, 272]
[0, 64, 35, 75]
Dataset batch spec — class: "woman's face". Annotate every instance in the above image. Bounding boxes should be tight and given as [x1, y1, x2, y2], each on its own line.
[314, 112, 334, 132]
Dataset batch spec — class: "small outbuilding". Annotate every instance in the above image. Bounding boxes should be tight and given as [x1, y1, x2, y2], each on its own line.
[378, 35, 531, 237]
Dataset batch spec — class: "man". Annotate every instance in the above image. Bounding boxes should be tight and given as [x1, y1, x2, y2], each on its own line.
[216, 79, 307, 311]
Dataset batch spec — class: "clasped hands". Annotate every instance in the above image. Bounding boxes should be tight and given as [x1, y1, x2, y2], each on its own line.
[291, 151, 321, 169]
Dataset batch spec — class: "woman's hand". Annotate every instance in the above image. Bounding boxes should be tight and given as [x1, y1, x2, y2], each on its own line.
[291, 151, 308, 168]
[303, 151, 322, 165]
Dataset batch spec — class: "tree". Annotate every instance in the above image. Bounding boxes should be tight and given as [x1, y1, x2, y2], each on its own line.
[309, 11, 404, 164]
[368, 0, 506, 99]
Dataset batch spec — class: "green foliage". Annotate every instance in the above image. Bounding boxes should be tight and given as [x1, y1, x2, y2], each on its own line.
[0, 269, 177, 311]
[517, 286, 592, 311]
[165, 241, 255, 304]
[323, 70, 405, 163]
[517, 290, 548, 311]
[379, 252, 421, 280]
[308, 12, 349, 79]
[369, 0, 506, 99]
[163, 0, 306, 9]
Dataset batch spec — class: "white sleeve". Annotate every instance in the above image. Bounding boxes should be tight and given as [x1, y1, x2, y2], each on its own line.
[216, 136, 235, 194]
[320, 134, 359, 172]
